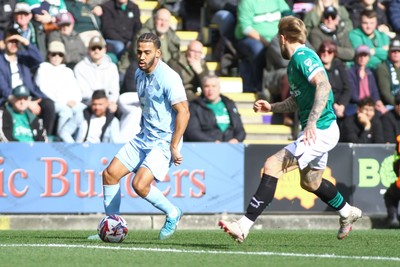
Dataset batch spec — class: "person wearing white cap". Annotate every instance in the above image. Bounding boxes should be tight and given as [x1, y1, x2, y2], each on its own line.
[74, 35, 120, 113]
[35, 41, 86, 140]
[47, 11, 86, 69]
[12, 2, 47, 57]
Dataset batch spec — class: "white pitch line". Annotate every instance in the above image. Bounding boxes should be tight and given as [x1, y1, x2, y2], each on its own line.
[1, 244, 400, 262]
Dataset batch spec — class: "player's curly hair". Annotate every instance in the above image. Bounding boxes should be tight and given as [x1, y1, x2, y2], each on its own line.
[278, 16, 307, 44]
[137, 32, 161, 49]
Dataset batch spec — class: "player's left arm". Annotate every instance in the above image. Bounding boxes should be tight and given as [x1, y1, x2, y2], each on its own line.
[305, 71, 332, 144]
[171, 101, 190, 165]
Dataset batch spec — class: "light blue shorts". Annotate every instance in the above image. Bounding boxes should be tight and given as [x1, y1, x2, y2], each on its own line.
[285, 120, 340, 170]
[116, 138, 172, 182]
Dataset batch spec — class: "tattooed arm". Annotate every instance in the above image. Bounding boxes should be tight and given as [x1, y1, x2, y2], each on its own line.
[304, 71, 332, 145]
[253, 95, 297, 113]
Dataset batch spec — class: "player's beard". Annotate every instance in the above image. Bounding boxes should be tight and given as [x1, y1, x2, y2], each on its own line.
[139, 55, 157, 72]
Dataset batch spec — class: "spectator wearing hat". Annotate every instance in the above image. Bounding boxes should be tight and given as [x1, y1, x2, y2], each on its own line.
[346, 45, 387, 117]
[381, 95, 400, 143]
[340, 96, 384, 143]
[12, 2, 47, 58]
[47, 11, 86, 69]
[35, 41, 86, 140]
[308, 5, 355, 63]
[58, 89, 121, 143]
[349, 9, 390, 69]
[303, 0, 352, 36]
[74, 35, 119, 113]
[0, 28, 56, 136]
[375, 39, 400, 109]
[0, 85, 48, 142]
[100, 0, 141, 59]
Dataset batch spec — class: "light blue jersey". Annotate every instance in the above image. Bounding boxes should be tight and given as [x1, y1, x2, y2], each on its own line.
[135, 60, 187, 144]
[116, 60, 187, 181]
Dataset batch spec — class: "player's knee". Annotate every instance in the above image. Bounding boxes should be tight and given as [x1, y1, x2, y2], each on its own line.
[102, 167, 117, 185]
[263, 157, 281, 177]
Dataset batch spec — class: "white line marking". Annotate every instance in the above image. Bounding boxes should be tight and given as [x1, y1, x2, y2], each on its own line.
[0, 243, 399, 262]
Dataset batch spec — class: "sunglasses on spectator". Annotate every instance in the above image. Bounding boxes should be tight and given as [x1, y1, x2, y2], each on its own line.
[50, 52, 64, 57]
[90, 46, 103, 51]
[320, 49, 334, 54]
[323, 14, 337, 20]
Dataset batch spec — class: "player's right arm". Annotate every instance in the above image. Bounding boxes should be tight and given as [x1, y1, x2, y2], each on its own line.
[254, 95, 297, 113]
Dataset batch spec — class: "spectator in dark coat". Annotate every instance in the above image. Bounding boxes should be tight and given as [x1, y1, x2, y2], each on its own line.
[100, 0, 141, 59]
[184, 75, 246, 143]
[0, 0, 17, 49]
[0, 29, 56, 135]
[317, 40, 351, 122]
[0, 85, 47, 142]
[340, 96, 384, 143]
[388, 0, 400, 35]
[381, 95, 400, 143]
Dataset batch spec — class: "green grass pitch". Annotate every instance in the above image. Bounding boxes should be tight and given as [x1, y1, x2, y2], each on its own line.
[1, 229, 399, 267]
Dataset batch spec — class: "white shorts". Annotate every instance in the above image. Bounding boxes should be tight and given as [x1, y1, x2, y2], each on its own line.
[115, 138, 172, 182]
[284, 120, 339, 170]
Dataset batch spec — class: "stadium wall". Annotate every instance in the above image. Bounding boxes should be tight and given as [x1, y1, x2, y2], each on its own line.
[0, 143, 395, 215]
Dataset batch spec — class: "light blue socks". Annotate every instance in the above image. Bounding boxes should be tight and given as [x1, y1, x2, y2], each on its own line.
[103, 184, 121, 215]
[145, 185, 177, 217]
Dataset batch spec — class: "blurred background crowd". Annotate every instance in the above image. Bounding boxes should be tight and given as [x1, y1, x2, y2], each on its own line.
[1, 0, 400, 145]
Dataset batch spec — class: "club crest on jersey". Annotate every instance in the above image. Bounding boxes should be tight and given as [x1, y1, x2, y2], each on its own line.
[304, 58, 312, 67]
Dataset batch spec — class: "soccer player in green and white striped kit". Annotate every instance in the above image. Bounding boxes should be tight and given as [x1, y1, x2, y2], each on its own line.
[219, 16, 362, 243]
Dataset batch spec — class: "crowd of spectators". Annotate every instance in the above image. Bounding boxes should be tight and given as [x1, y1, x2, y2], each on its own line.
[3, 0, 400, 144]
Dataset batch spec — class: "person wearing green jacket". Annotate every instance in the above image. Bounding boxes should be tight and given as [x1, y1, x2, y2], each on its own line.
[348, 9, 390, 69]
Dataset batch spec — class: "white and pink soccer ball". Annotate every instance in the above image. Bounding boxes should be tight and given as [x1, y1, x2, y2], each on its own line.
[97, 215, 128, 243]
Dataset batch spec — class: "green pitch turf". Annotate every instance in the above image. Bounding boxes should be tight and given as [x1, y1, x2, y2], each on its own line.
[0, 229, 399, 267]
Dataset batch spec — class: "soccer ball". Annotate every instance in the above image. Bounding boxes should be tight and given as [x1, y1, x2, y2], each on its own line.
[97, 215, 128, 243]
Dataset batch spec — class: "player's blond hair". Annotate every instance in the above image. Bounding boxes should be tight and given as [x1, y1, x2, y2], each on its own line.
[278, 16, 307, 44]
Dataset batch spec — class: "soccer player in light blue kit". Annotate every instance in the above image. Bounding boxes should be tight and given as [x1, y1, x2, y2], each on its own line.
[219, 16, 362, 243]
[95, 32, 190, 240]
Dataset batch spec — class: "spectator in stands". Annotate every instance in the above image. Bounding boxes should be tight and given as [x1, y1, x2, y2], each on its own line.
[12, 2, 47, 59]
[0, 0, 17, 50]
[347, 45, 387, 116]
[206, 0, 237, 42]
[346, 0, 394, 38]
[22, 0, 67, 34]
[303, 0, 352, 35]
[387, 0, 400, 36]
[0, 29, 56, 136]
[375, 39, 400, 109]
[0, 85, 48, 142]
[308, 6, 355, 63]
[381, 95, 400, 143]
[35, 41, 86, 139]
[234, 0, 291, 93]
[74, 35, 119, 113]
[318, 40, 351, 124]
[349, 9, 390, 69]
[48, 12, 86, 69]
[184, 75, 246, 143]
[168, 40, 209, 101]
[340, 96, 384, 143]
[205, 0, 238, 77]
[100, 0, 141, 60]
[120, 7, 180, 93]
[59, 89, 121, 143]
[65, 0, 102, 47]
